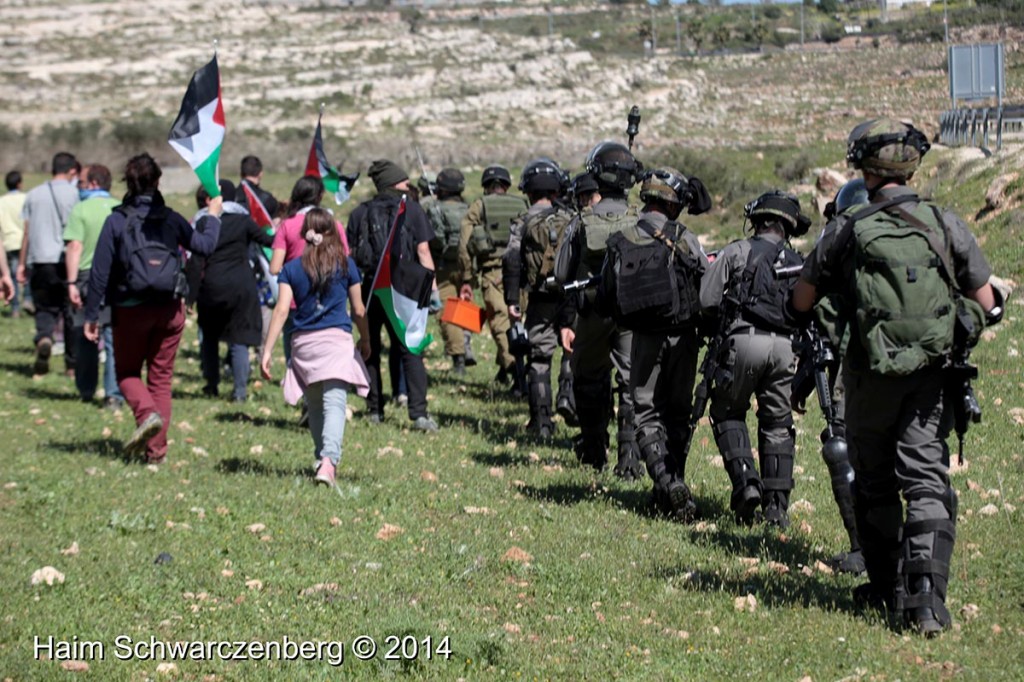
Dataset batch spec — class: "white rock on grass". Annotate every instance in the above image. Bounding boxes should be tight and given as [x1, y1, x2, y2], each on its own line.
[30, 566, 65, 586]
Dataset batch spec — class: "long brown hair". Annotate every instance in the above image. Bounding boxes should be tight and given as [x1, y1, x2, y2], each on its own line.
[299, 208, 348, 297]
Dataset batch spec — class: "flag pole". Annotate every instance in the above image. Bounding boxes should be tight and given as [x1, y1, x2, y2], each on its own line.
[369, 195, 406, 296]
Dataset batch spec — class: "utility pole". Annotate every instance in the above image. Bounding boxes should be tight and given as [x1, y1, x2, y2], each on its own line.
[943, 0, 949, 44]
[800, 2, 805, 50]
[675, 12, 682, 54]
[650, 5, 657, 53]
[548, 7, 553, 38]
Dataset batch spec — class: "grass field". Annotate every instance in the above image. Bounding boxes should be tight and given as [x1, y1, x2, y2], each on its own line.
[1, 146, 1023, 680]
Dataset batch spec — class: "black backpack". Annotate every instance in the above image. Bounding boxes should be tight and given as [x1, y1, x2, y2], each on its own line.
[120, 205, 187, 301]
[351, 196, 418, 276]
[737, 236, 803, 334]
[601, 219, 702, 332]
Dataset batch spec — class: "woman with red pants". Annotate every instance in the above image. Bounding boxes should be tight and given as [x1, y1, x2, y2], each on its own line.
[83, 153, 222, 464]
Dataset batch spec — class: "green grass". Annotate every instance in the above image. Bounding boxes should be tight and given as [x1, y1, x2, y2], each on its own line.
[1, 152, 1024, 679]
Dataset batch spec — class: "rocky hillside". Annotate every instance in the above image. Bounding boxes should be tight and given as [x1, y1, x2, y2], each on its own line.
[1, 0, 1021, 173]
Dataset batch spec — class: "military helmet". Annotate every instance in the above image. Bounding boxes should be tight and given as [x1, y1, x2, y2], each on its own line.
[585, 141, 642, 193]
[518, 157, 566, 194]
[639, 167, 689, 205]
[744, 190, 812, 238]
[569, 172, 599, 204]
[846, 117, 930, 180]
[834, 178, 869, 215]
[481, 165, 512, 189]
[436, 168, 465, 194]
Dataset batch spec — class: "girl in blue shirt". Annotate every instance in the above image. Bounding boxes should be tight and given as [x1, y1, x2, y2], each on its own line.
[261, 209, 370, 486]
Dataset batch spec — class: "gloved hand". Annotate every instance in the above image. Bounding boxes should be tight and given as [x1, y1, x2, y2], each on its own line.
[429, 290, 442, 314]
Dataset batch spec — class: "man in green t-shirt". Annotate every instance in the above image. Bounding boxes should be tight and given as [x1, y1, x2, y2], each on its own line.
[65, 164, 123, 407]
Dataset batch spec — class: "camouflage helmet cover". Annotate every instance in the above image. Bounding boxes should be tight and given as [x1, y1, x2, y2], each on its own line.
[744, 190, 812, 238]
[639, 166, 689, 205]
[846, 117, 930, 180]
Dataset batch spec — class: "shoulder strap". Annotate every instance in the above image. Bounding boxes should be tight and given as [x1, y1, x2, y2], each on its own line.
[888, 202, 956, 288]
[47, 181, 67, 227]
[832, 194, 921, 262]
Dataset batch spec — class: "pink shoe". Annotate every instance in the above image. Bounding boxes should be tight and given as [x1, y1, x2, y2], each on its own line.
[314, 459, 336, 486]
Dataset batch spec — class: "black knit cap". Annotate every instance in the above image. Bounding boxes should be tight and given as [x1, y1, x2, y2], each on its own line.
[368, 159, 409, 192]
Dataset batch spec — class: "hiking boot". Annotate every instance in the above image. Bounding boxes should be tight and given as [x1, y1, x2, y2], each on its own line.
[314, 459, 336, 487]
[104, 396, 124, 412]
[367, 413, 383, 424]
[412, 416, 439, 432]
[125, 412, 163, 460]
[34, 337, 52, 375]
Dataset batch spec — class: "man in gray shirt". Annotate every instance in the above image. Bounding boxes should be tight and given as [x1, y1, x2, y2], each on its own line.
[17, 151, 79, 375]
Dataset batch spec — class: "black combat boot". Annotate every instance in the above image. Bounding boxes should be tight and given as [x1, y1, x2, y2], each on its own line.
[451, 354, 466, 377]
[897, 489, 956, 637]
[714, 420, 761, 524]
[527, 372, 554, 439]
[613, 403, 643, 482]
[555, 356, 578, 426]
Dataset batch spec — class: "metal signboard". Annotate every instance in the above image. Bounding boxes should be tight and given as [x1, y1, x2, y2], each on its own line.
[949, 43, 1004, 107]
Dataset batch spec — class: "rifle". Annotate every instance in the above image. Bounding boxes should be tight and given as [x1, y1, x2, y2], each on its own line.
[680, 289, 742, 461]
[802, 322, 841, 439]
[415, 146, 436, 198]
[948, 302, 983, 465]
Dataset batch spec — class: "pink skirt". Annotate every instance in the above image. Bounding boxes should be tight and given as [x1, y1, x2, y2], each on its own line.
[282, 328, 370, 405]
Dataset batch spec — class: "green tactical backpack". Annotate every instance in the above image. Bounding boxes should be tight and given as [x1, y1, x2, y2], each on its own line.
[522, 207, 572, 289]
[845, 199, 959, 376]
[426, 199, 468, 267]
[467, 193, 527, 259]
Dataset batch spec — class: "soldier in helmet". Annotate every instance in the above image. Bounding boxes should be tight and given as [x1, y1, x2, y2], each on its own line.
[553, 141, 644, 479]
[502, 158, 575, 437]
[793, 177, 870, 574]
[598, 167, 710, 519]
[458, 165, 528, 391]
[569, 172, 600, 212]
[424, 169, 473, 375]
[700, 191, 810, 527]
[793, 117, 1001, 636]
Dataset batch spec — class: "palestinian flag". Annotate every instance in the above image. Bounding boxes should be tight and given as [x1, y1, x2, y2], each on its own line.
[370, 196, 434, 355]
[304, 111, 358, 204]
[240, 181, 275, 260]
[240, 181, 273, 230]
[168, 55, 225, 198]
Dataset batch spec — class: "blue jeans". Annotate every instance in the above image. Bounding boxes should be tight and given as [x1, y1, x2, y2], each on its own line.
[201, 332, 250, 400]
[6, 251, 23, 313]
[305, 379, 349, 466]
[77, 324, 122, 402]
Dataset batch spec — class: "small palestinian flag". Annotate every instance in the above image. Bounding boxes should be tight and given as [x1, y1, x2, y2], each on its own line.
[168, 55, 225, 198]
[370, 196, 434, 355]
[304, 110, 358, 205]
[240, 181, 275, 260]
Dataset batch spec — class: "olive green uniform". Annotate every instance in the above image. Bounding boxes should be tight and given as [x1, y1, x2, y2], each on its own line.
[503, 202, 575, 434]
[563, 196, 639, 471]
[802, 185, 992, 625]
[458, 194, 527, 372]
[424, 195, 469, 357]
